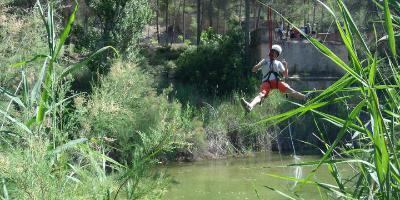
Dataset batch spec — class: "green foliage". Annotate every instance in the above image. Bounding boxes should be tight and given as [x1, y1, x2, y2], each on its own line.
[81, 61, 191, 161]
[175, 21, 255, 95]
[169, 80, 285, 157]
[200, 91, 284, 155]
[0, 2, 185, 199]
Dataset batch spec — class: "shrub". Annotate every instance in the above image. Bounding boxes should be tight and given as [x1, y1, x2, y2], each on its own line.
[175, 21, 256, 96]
[82, 61, 194, 162]
[0, 2, 183, 199]
[199, 91, 284, 155]
[82, 0, 152, 61]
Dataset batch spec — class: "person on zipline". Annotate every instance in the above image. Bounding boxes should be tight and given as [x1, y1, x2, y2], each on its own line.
[241, 44, 311, 112]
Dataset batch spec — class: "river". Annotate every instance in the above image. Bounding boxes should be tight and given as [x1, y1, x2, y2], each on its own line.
[164, 152, 347, 200]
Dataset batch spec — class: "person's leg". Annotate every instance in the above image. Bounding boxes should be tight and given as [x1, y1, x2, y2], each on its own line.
[278, 81, 307, 101]
[241, 82, 270, 111]
[286, 88, 306, 100]
[248, 92, 266, 108]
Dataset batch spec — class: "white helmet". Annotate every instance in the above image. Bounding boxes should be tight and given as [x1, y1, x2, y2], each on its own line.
[271, 44, 282, 56]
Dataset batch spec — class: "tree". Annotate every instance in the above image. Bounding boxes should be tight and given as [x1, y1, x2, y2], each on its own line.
[208, 0, 213, 28]
[156, 0, 160, 43]
[255, 2, 261, 29]
[197, 0, 201, 45]
[244, 0, 250, 64]
[165, 0, 169, 43]
[182, 0, 185, 42]
[85, 0, 152, 59]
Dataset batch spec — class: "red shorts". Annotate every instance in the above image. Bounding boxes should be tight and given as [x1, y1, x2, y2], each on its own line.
[260, 80, 291, 95]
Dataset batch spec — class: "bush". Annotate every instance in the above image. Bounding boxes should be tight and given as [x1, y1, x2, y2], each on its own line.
[175, 21, 256, 96]
[81, 61, 195, 162]
[199, 91, 284, 155]
[0, 3, 188, 199]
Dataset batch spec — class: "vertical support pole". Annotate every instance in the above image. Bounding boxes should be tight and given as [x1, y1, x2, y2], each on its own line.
[268, 5, 272, 50]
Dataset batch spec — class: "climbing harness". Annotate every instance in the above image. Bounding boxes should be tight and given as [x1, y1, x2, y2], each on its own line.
[262, 60, 283, 82]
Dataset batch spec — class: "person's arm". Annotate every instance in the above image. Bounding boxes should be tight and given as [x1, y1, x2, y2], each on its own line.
[282, 59, 288, 78]
[252, 59, 265, 73]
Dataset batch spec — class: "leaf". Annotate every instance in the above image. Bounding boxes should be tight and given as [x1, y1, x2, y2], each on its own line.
[287, 159, 375, 169]
[0, 109, 32, 134]
[10, 54, 49, 68]
[0, 87, 26, 109]
[336, 0, 372, 59]
[58, 46, 119, 80]
[383, 0, 397, 58]
[53, 1, 78, 60]
[50, 138, 88, 155]
[368, 55, 378, 86]
[265, 173, 355, 199]
[307, 100, 366, 180]
[21, 71, 30, 107]
[45, 93, 81, 114]
[2, 178, 9, 200]
[264, 186, 297, 200]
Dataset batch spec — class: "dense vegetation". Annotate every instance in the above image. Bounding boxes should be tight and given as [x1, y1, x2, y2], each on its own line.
[1, 0, 399, 199]
[260, 0, 400, 199]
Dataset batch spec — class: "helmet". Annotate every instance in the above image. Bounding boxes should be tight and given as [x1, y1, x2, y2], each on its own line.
[271, 44, 282, 56]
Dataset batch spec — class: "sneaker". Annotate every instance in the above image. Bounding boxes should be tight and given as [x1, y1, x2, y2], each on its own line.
[240, 98, 253, 112]
[304, 88, 317, 101]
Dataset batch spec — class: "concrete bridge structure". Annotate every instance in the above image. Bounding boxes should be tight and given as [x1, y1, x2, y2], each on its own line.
[250, 28, 348, 91]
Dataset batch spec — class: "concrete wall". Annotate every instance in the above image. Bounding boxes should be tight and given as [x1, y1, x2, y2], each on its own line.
[250, 28, 348, 77]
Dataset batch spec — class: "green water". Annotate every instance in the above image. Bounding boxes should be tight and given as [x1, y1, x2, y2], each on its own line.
[164, 152, 344, 200]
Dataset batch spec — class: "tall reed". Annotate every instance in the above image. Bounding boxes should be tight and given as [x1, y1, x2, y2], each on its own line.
[258, 0, 399, 199]
[0, 1, 171, 199]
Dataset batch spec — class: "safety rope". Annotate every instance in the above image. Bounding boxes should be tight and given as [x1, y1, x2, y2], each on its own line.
[263, 2, 303, 189]
[267, 5, 273, 50]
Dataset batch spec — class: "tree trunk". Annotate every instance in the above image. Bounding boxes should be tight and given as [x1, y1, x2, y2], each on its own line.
[223, 3, 227, 33]
[182, 0, 185, 42]
[201, 0, 205, 29]
[197, 0, 201, 45]
[239, 0, 243, 22]
[165, 0, 169, 44]
[156, 0, 160, 43]
[312, 0, 316, 32]
[253, 0, 257, 29]
[244, 0, 250, 64]
[255, 3, 261, 29]
[303, 0, 306, 26]
[208, 0, 213, 28]
[320, 1, 324, 32]
[171, 0, 176, 45]
[216, 3, 220, 33]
